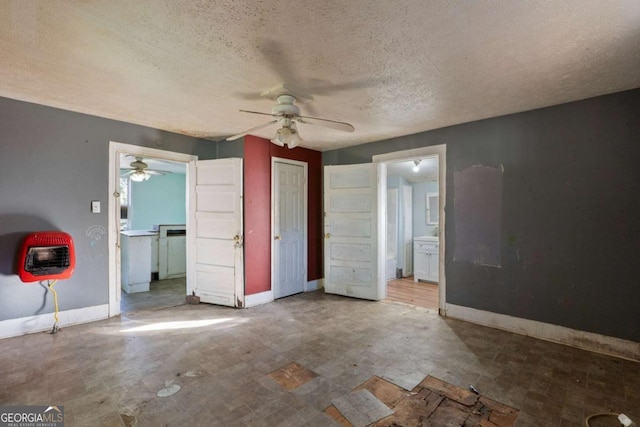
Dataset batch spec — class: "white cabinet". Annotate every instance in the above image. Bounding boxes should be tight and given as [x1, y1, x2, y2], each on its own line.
[121, 230, 157, 293]
[414, 236, 439, 283]
[120, 225, 185, 293]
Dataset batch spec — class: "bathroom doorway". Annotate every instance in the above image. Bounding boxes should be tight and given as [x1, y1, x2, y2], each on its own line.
[373, 145, 446, 312]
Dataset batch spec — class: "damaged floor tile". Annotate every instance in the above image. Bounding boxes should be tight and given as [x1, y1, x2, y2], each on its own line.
[369, 375, 519, 427]
[330, 389, 394, 427]
[268, 362, 320, 391]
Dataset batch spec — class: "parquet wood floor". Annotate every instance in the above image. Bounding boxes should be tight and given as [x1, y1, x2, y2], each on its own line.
[385, 276, 438, 309]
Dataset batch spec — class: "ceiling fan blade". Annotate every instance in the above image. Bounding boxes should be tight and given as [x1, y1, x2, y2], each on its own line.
[239, 110, 277, 117]
[146, 169, 170, 176]
[297, 116, 355, 133]
[121, 170, 135, 176]
[226, 119, 279, 141]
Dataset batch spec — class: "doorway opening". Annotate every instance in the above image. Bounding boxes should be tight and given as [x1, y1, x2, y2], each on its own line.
[108, 142, 196, 317]
[373, 145, 446, 313]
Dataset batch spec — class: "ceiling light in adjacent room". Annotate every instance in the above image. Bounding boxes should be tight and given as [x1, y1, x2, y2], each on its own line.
[129, 170, 150, 182]
[413, 160, 421, 172]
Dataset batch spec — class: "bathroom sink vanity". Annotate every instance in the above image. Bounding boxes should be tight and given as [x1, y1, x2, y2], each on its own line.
[414, 236, 439, 283]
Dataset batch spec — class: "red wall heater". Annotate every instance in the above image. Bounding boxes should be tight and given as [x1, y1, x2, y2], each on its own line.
[18, 231, 76, 283]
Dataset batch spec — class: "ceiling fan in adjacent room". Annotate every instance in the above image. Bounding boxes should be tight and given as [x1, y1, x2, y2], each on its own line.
[121, 157, 171, 182]
[226, 85, 355, 148]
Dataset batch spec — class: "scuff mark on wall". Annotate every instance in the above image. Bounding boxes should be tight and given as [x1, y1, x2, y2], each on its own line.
[86, 225, 105, 245]
[505, 233, 521, 263]
[86, 225, 106, 258]
[453, 165, 503, 267]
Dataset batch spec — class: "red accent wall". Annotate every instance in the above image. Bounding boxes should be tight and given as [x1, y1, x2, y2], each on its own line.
[243, 135, 323, 295]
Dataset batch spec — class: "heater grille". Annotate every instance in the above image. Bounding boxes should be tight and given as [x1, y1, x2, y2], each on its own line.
[25, 245, 71, 275]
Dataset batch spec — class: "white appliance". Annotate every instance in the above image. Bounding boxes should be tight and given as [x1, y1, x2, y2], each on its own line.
[155, 224, 186, 280]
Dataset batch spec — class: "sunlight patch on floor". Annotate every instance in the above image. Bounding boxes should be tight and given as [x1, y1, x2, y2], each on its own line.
[120, 318, 233, 332]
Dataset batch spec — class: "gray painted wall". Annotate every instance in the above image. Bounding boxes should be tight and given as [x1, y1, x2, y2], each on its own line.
[324, 88, 640, 342]
[217, 138, 245, 159]
[0, 97, 217, 321]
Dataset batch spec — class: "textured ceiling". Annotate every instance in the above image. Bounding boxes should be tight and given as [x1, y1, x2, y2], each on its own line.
[1, 1, 639, 151]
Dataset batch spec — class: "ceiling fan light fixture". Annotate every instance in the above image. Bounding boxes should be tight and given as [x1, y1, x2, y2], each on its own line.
[288, 131, 303, 149]
[270, 125, 302, 149]
[227, 91, 355, 144]
[270, 128, 286, 146]
[129, 170, 150, 182]
[413, 160, 421, 172]
[287, 121, 303, 149]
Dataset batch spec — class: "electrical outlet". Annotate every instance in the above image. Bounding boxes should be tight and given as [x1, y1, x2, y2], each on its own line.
[91, 200, 101, 213]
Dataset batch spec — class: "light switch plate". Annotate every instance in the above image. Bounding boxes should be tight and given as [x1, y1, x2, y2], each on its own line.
[91, 200, 101, 213]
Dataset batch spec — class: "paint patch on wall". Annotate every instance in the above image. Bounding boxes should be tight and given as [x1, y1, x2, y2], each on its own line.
[453, 165, 503, 267]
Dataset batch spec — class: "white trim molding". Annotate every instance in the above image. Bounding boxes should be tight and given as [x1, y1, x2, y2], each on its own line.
[245, 280, 322, 307]
[0, 304, 109, 340]
[373, 144, 447, 310]
[306, 279, 324, 292]
[244, 290, 274, 308]
[108, 141, 197, 318]
[445, 303, 640, 362]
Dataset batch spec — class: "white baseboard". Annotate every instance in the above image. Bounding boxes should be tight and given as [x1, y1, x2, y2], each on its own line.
[245, 280, 323, 307]
[0, 304, 109, 340]
[306, 279, 324, 292]
[445, 303, 640, 362]
[244, 290, 274, 307]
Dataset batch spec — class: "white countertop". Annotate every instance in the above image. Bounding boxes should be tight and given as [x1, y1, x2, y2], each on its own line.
[121, 230, 158, 237]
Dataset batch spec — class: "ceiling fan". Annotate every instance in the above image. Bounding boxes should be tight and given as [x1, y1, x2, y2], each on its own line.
[121, 157, 171, 182]
[226, 91, 355, 148]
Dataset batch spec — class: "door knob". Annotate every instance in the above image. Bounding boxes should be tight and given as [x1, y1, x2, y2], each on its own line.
[233, 235, 241, 241]
[324, 233, 331, 239]
[274, 235, 282, 240]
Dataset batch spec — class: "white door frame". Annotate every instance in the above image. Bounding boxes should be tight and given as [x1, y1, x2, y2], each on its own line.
[373, 144, 447, 314]
[108, 141, 197, 317]
[271, 157, 308, 298]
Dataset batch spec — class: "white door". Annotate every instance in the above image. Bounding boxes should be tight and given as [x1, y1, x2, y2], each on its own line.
[188, 158, 244, 307]
[324, 163, 384, 300]
[273, 161, 306, 298]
